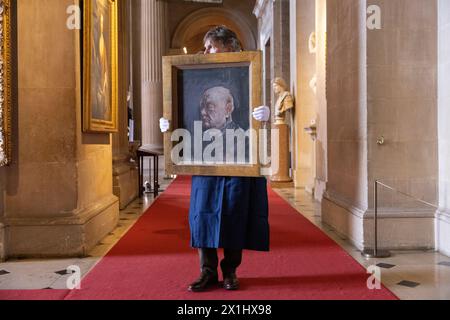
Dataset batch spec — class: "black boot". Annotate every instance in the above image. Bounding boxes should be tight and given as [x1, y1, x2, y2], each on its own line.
[188, 248, 219, 292]
[223, 273, 240, 291]
[221, 249, 242, 291]
[188, 271, 219, 292]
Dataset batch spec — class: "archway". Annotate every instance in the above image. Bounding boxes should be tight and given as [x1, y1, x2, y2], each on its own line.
[171, 8, 257, 55]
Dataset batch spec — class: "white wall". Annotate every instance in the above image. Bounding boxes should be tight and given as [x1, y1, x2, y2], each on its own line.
[437, 0, 450, 255]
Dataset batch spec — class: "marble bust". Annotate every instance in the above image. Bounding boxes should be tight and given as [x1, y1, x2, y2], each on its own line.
[273, 77, 294, 125]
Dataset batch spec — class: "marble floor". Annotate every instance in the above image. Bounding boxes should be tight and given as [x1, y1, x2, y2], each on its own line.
[1, 177, 450, 300]
[274, 187, 450, 300]
[0, 172, 174, 292]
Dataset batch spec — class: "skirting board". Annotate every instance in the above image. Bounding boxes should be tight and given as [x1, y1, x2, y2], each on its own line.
[322, 193, 435, 251]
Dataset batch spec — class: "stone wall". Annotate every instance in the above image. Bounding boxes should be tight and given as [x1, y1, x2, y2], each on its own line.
[2, 0, 118, 258]
[322, 0, 368, 248]
[367, 0, 437, 249]
[437, 0, 450, 255]
[324, 0, 368, 207]
[367, 0, 438, 212]
[323, 0, 438, 250]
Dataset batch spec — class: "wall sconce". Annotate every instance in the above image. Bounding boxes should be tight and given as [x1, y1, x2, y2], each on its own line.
[183, 47, 188, 54]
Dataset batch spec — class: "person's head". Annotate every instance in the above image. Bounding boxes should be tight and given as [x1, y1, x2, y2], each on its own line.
[200, 86, 235, 129]
[203, 26, 242, 54]
[272, 77, 288, 95]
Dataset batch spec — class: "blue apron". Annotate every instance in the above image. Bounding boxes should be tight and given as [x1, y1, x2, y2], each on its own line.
[189, 176, 270, 251]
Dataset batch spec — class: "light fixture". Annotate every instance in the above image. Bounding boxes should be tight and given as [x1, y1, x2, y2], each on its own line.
[183, 47, 188, 54]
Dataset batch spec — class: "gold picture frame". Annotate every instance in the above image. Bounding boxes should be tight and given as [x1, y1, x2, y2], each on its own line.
[163, 51, 263, 177]
[82, 0, 118, 133]
[0, 0, 12, 167]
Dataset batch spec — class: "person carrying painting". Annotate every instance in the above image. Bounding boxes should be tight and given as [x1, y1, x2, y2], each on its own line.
[160, 26, 271, 292]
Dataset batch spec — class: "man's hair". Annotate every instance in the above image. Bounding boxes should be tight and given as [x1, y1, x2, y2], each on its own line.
[203, 26, 243, 52]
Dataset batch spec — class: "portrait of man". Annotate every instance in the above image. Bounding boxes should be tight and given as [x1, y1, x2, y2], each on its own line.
[200, 86, 242, 133]
[177, 66, 250, 164]
[179, 66, 249, 134]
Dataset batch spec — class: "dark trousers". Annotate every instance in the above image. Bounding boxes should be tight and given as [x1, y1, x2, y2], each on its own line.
[199, 248, 242, 276]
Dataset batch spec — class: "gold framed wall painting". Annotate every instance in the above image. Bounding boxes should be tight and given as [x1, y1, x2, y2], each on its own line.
[0, 0, 12, 167]
[82, 0, 118, 133]
[163, 51, 263, 177]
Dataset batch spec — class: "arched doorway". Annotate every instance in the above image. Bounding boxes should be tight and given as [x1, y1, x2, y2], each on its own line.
[170, 8, 257, 55]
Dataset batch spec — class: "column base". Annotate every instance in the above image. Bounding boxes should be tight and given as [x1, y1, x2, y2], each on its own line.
[4, 195, 119, 259]
[113, 160, 139, 210]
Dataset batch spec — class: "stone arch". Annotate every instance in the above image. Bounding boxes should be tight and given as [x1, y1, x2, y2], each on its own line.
[171, 8, 257, 54]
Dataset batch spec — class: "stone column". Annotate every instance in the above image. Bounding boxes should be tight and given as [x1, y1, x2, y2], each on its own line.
[2, 0, 119, 258]
[253, 0, 273, 106]
[112, 0, 138, 210]
[140, 0, 168, 149]
[289, 0, 316, 190]
[314, 0, 327, 201]
[254, 0, 292, 183]
[272, 0, 290, 84]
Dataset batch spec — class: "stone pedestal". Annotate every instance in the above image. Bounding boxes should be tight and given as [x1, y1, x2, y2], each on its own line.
[271, 123, 293, 187]
[113, 156, 138, 210]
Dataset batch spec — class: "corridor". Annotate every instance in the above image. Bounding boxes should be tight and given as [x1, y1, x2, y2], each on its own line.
[1, 174, 449, 300]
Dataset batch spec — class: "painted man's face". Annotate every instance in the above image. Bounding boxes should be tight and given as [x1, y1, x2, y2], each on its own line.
[200, 88, 233, 130]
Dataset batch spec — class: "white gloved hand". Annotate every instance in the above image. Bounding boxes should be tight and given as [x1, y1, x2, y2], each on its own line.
[159, 117, 170, 133]
[252, 106, 271, 122]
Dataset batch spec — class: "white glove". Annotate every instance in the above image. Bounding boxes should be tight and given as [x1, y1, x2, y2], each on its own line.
[252, 106, 271, 122]
[159, 117, 170, 133]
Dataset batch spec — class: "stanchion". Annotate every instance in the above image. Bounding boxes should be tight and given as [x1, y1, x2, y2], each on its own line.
[362, 180, 391, 259]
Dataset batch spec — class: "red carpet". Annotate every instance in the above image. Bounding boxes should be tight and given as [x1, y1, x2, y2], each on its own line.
[0, 177, 397, 300]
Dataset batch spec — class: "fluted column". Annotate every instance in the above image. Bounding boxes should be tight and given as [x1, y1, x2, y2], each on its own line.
[140, 0, 168, 149]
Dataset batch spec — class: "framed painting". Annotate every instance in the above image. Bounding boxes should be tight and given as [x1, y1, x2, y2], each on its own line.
[82, 0, 118, 133]
[162, 51, 263, 177]
[0, 0, 12, 167]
